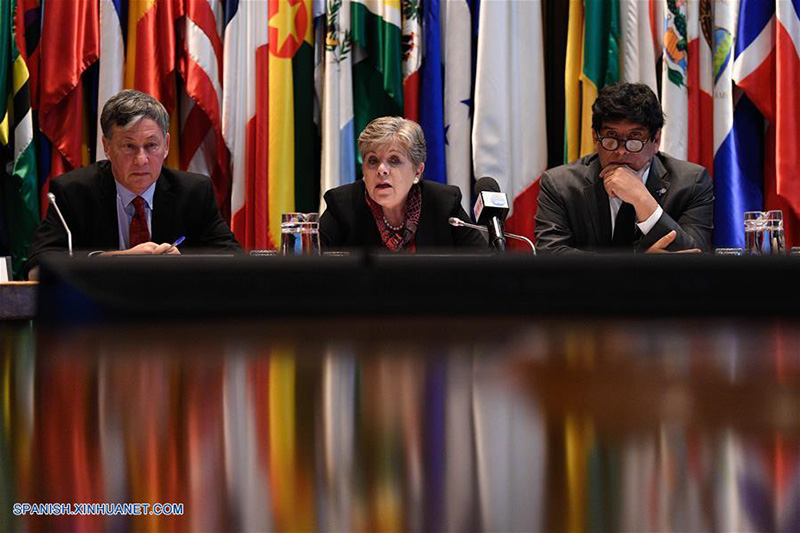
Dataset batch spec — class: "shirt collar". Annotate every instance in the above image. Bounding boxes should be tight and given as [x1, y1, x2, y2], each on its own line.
[115, 180, 157, 210]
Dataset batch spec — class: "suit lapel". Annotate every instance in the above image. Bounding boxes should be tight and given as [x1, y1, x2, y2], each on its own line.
[645, 154, 670, 205]
[151, 174, 175, 243]
[583, 158, 612, 246]
[99, 163, 121, 247]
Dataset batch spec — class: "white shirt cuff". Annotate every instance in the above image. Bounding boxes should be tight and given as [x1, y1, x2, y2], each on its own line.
[636, 205, 663, 235]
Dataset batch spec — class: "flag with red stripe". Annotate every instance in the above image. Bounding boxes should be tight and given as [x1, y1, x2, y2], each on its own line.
[223, 0, 270, 249]
[180, 0, 231, 221]
[472, 0, 548, 247]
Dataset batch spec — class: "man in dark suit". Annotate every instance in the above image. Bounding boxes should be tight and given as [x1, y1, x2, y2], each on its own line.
[535, 83, 714, 254]
[26, 90, 239, 279]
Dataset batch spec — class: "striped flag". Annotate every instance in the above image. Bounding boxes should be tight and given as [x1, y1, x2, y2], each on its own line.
[268, 0, 314, 246]
[223, 0, 269, 249]
[351, 0, 403, 171]
[179, 0, 231, 220]
[731, 0, 800, 247]
[0, 0, 39, 278]
[713, 0, 761, 249]
[472, 0, 548, 243]
[401, 0, 421, 121]
[320, 0, 356, 211]
[37, 0, 99, 209]
[564, 0, 620, 162]
[564, 0, 584, 163]
[442, 0, 473, 211]
[660, 0, 689, 159]
[95, 0, 125, 161]
[419, 0, 445, 184]
[126, 0, 180, 169]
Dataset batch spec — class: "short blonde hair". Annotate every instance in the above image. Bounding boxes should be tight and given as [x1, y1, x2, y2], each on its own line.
[358, 116, 427, 168]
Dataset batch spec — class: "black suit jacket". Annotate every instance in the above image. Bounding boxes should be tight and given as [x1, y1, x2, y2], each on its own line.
[26, 161, 240, 275]
[320, 180, 486, 250]
[534, 152, 714, 253]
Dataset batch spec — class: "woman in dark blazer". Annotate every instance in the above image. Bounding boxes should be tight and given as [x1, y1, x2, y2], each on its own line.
[320, 117, 485, 252]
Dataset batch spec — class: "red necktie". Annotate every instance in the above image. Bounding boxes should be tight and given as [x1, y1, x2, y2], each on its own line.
[129, 196, 150, 247]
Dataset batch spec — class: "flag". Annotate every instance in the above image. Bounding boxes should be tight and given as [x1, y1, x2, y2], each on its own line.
[472, 0, 547, 244]
[286, 0, 320, 214]
[771, 0, 800, 245]
[0, 0, 39, 278]
[660, 0, 689, 158]
[179, 0, 231, 220]
[564, 0, 584, 163]
[126, 0, 180, 169]
[686, 0, 714, 174]
[95, 0, 125, 161]
[401, 0, 421, 121]
[37, 0, 99, 207]
[564, 0, 619, 162]
[418, 0, 445, 184]
[268, 0, 314, 246]
[713, 0, 762, 249]
[618, 0, 657, 92]
[320, 0, 356, 211]
[729, 0, 799, 246]
[351, 0, 403, 171]
[442, 0, 473, 211]
[223, 1, 269, 249]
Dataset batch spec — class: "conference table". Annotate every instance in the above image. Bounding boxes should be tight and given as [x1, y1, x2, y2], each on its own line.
[1, 254, 798, 531]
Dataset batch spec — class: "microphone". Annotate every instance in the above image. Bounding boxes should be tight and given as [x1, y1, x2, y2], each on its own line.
[47, 192, 73, 257]
[448, 217, 536, 254]
[473, 177, 509, 252]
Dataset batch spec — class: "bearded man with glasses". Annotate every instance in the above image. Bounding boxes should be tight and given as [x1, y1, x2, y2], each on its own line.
[535, 83, 713, 254]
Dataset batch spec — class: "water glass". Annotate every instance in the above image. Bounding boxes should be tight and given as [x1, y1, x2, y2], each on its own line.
[744, 210, 786, 255]
[280, 213, 321, 256]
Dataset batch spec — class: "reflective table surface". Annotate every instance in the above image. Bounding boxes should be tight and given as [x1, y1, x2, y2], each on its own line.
[2, 317, 799, 531]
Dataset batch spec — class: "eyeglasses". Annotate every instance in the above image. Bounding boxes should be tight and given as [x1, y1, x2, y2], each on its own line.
[595, 133, 650, 153]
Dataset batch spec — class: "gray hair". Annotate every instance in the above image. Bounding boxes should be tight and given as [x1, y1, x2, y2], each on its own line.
[100, 89, 169, 139]
[358, 116, 427, 168]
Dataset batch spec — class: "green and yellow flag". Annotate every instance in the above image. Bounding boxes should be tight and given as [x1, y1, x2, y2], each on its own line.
[0, 0, 39, 278]
[564, 0, 620, 163]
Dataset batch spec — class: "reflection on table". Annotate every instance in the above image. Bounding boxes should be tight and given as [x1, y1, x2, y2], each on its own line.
[1, 318, 798, 531]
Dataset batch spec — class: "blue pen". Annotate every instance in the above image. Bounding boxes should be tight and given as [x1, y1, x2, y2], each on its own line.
[167, 236, 185, 253]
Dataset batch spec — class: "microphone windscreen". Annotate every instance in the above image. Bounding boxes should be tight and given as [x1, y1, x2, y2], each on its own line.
[474, 176, 501, 195]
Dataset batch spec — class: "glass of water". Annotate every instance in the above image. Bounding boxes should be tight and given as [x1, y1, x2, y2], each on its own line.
[280, 213, 321, 256]
[744, 210, 786, 255]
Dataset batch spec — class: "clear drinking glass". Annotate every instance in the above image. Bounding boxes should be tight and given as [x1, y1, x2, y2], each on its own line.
[280, 213, 321, 256]
[744, 211, 764, 255]
[744, 210, 786, 255]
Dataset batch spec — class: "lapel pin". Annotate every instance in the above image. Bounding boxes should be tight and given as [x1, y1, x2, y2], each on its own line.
[656, 187, 667, 197]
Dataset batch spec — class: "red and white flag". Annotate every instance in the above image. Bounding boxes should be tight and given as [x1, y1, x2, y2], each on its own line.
[180, 0, 230, 220]
[222, 1, 270, 249]
[472, 0, 547, 244]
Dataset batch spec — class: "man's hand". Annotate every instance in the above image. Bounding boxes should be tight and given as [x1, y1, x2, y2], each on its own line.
[645, 230, 701, 254]
[102, 242, 181, 256]
[600, 164, 658, 222]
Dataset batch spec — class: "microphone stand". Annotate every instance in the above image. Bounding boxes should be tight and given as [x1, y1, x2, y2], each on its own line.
[47, 193, 73, 257]
[448, 218, 536, 255]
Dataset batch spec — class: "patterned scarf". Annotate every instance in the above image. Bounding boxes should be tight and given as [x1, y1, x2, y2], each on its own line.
[365, 184, 422, 252]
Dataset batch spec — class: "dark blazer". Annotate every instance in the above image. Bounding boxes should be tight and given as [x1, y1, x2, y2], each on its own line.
[320, 179, 486, 250]
[534, 152, 714, 253]
[26, 160, 240, 275]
